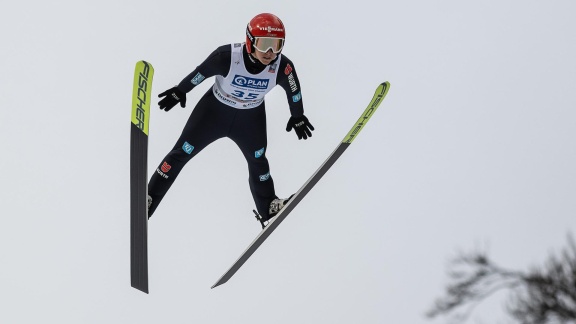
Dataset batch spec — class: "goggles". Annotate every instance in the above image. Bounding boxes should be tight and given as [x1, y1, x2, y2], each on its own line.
[253, 37, 284, 54]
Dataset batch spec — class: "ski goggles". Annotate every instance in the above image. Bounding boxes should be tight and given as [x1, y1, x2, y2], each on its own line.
[253, 37, 284, 53]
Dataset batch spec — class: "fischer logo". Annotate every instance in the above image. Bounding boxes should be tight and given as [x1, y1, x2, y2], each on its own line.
[232, 75, 269, 89]
[343, 92, 384, 143]
[135, 61, 151, 131]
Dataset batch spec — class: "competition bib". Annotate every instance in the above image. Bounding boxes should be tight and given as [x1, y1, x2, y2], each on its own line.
[213, 43, 280, 109]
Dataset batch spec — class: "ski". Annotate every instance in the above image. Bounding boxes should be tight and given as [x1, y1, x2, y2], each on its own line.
[211, 81, 391, 289]
[130, 60, 154, 293]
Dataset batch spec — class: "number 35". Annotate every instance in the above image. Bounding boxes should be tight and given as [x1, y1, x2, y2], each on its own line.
[231, 90, 258, 100]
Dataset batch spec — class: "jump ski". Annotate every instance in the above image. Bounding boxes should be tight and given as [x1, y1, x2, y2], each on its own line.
[130, 60, 154, 293]
[211, 81, 391, 289]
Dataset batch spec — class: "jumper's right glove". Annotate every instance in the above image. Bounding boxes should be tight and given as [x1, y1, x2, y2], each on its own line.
[286, 115, 314, 140]
[158, 87, 186, 111]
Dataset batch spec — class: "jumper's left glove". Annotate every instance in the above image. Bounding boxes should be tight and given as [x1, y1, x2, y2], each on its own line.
[158, 87, 186, 111]
[286, 115, 314, 140]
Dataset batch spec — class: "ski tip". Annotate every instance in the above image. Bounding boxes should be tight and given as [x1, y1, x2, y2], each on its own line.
[211, 281, 224, 289]
[136, 60, 154, 69]
[380, 81, 390, 93]
[375, 81, 390, 96]
[341, 81, 391, 144]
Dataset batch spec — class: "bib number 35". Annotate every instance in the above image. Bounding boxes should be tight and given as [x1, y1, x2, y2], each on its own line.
[231, 90, 259, 100]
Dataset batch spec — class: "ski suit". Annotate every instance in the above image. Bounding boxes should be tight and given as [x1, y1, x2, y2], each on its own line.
[148, 43, 305, 218]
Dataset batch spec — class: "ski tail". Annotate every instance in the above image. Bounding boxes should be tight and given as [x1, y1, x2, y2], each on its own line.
[211, 81, 391, 289]
[130, 60, 154, 293]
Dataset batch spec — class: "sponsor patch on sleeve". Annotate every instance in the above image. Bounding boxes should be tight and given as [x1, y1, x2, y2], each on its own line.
[292, 91, 302, 103]
[191, 72, 205, 85]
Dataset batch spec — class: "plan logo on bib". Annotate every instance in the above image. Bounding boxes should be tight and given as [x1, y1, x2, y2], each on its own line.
[232, 75, 269, 90]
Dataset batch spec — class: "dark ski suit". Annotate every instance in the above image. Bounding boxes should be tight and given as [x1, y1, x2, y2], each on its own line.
[148, 43, 305, 219]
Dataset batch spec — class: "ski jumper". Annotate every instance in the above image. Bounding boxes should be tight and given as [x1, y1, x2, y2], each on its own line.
[148, 43, 305, 218]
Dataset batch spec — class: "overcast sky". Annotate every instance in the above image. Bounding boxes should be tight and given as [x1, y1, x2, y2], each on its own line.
[1, 0, 575, 323]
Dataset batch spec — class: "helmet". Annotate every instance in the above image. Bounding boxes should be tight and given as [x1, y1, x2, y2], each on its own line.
[246, 13, 285, 54]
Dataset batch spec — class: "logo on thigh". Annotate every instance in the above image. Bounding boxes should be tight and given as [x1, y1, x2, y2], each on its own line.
[157, 161, 171, 179]
[161, 162, 171, 173]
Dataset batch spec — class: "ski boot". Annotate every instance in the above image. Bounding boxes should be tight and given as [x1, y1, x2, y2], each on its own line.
[254, 194, 294, 229]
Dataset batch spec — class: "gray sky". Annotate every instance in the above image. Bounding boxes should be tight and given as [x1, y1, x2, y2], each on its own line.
[1, 0, 575, 323]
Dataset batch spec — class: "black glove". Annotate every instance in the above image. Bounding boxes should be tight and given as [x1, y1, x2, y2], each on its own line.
[158, 87, 186, 111]
[286, 115, 314, 140]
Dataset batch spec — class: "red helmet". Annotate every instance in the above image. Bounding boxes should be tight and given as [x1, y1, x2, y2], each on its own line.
[246, 13, 286, 54]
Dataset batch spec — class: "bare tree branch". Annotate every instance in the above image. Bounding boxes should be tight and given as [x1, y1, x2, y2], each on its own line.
[427, 233, 576, 323]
